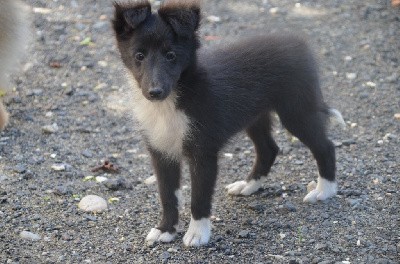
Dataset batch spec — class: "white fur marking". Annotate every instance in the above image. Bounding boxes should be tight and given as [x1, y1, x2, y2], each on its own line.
[145, 228, 176, 245]
[183, 217, 211, 247]
[130, 80, 190, 160]
[226, 179, 262, 196]
[303, 176, 337, 203]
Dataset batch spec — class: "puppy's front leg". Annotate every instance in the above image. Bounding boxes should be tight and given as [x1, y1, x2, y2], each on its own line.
[145, 148, 181, 245]
[183, 150, 217, 247]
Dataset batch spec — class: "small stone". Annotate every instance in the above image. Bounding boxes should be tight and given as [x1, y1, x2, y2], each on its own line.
[82, 150, 93, 158]
[344, 56, 352, 61]
[248, 202, 264, 212]
[365, 81, 376, 87]
[375, 259, 391, 264]
[333, 141, 342, 147]
[144, 175, 157, 185]
[342, 139, 356, 146]
[78, 195, 108, 212]
[42, 123, 59, 134]
[284, 202, 297, 212]
[103, 178, 132, 191]
[98, 60, 108, 67]
[14, 164, 26, 174]
[26, 89, 43, 96]
[224, 153, 233, 158]
[269, 7, 279, 14]
[51, 164, 66, 171]
[95, 176, 108, 183]
[318, 261, 333, 264]
[346, 72, 357, 80]
[54, 185, 71, 196]
[167, 247, 178, 253]
[238, 230, 250, 238]
[160, 251, 170, 260]
[294, 160, 304, 165]
[394, 113, 400, 120]
[346, 198, 361, 206]
[315, 243, 327, 250]
[20, 231, 41, 241]
[84, 214, 97, 221]
[206, 15, 221, 23]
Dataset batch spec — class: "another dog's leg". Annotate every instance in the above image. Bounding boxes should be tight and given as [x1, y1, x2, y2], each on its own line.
[145, 149, 181, 245]
[183, 150, 217, 246]
[226, 115, 279, 196]
[280, 113, 337, 203]
[0, 101, 9, 130]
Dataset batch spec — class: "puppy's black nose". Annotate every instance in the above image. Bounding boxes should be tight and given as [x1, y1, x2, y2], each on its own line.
[148, 87, 164, 99]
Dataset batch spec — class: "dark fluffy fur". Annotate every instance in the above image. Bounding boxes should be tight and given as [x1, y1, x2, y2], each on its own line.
[113, 0, 340, 245]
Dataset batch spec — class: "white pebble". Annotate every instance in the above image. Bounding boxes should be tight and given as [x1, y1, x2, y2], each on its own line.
[20, 231, 41, 241]
[51, 164, 66, 171]
[224, 153, 233, 158]
[344, 56, 352, 61]
[137, 154, 149, 159]
[95, 176, 108, 183]
[269, 7, 279, 14]
[144, 175, 157, 185]
[42, 123, 59, 134]
[78, 195, 108, 212]
[98, 60, 108, 67]
[346, 73, 357, 80]
[206, 15, 221, 23]
[365, 81, 376, 87]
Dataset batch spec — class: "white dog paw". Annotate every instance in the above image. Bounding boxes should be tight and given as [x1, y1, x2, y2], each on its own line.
[226, 179, 262, 196]
[145, 228, 176, 245]
[303, 177, 337, 203]
[183, 217, 211, 247]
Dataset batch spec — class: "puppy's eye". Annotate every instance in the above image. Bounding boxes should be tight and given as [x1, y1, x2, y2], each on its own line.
[166, 51, 176, 61]
[135, 52, 145, 62]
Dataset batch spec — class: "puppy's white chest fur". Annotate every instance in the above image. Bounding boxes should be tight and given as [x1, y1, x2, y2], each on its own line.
[131, 86, 190, 159]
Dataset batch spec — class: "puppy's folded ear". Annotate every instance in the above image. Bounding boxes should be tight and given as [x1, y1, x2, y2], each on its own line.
[113, 1, 151, 38]
[158, 0, 201, 38]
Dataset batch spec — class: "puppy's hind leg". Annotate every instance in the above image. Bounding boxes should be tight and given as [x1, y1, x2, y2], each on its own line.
[226, 114, 279, 196]
[279, 111, 337, 203]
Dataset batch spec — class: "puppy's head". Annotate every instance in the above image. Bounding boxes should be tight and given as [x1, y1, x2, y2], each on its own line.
[113, 0, 201, 101]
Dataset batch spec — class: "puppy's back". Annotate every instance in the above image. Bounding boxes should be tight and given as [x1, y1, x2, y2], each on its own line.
[199, 35, 321, 109]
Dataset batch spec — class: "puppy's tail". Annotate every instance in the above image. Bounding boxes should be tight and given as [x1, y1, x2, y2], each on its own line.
[326, 108, 346, 129]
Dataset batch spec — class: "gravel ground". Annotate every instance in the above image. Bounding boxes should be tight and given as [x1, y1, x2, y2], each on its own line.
[0, 0, 399, 263]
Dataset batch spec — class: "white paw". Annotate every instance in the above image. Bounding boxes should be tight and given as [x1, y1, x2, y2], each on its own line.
[303, 177, 337, 203]
[226, 179, 262, 196]
[145, 228, 176, 245]
[183, 217, 211, 247]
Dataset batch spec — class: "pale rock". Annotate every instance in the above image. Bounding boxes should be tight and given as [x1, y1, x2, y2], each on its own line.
[78, 195, 108, 212]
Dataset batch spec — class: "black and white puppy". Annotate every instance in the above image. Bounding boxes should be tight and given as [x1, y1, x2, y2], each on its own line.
[113, 0, 344, 247]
